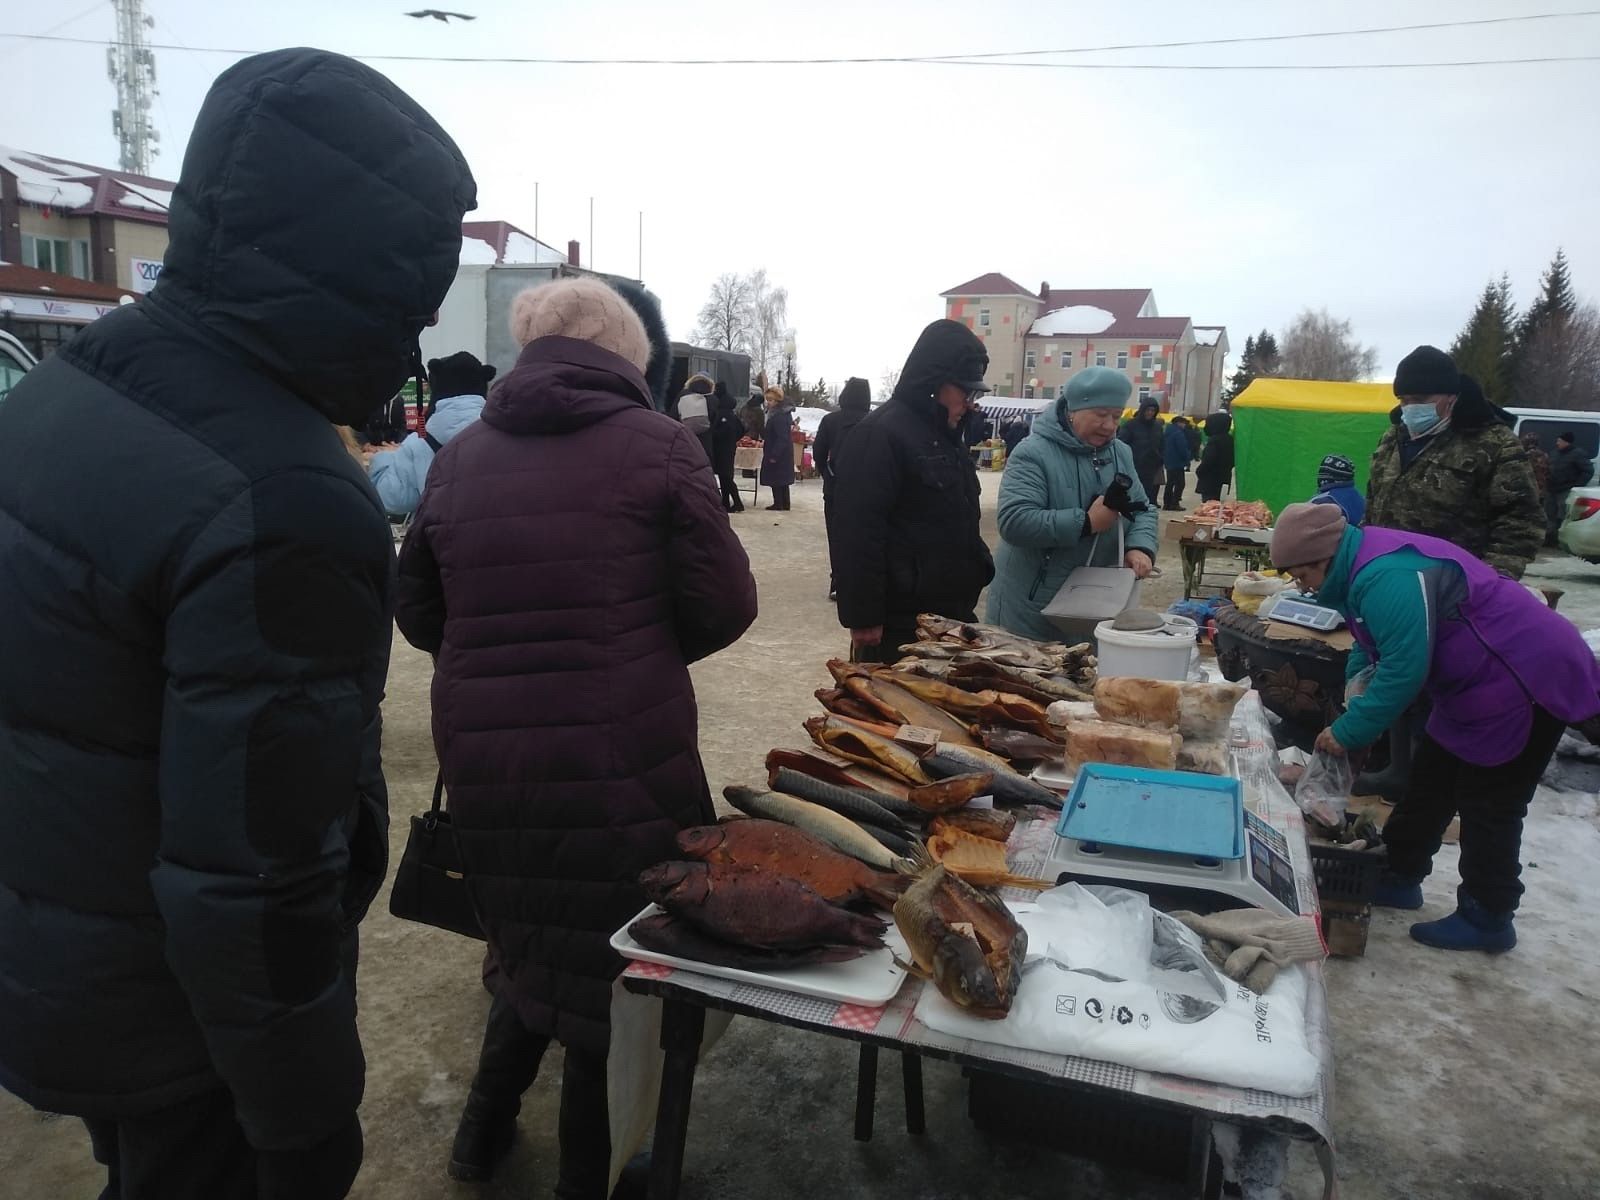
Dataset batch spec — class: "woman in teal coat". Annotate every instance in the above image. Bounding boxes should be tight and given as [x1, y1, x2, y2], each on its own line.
[986, 367, 1160, 641]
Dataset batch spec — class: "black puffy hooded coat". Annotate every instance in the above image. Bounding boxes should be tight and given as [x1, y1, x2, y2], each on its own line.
[832, 322, 995, 631]
[0, 49, 475, 1150]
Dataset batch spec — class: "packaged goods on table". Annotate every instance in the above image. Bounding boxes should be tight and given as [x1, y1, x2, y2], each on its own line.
[1063, 718, 1181, 774]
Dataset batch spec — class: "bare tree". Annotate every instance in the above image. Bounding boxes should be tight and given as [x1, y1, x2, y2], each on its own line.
[692, 273, 753, 352]
[1278, 308, 1380, 381]
[1512, 304, 1600, 410]
[746, 268, 790, 381]
[880, 367, 901, 400]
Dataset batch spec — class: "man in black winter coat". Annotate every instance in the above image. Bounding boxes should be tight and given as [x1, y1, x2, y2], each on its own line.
[833, 322, 996, 660]
[813, 376, 872, 597]
[1548, 430, 1595, 541]
[0, 50, 476, 1200]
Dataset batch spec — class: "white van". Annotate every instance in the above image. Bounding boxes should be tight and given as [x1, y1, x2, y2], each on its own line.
[0, 330, 37, 405]
[1506, 407, 1600, 486]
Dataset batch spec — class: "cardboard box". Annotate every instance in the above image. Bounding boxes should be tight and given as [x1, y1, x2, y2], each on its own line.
[1321, 899, 1371, 957]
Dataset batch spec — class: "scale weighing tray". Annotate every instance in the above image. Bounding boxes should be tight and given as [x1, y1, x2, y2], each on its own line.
[1057, 764, 1244, 861]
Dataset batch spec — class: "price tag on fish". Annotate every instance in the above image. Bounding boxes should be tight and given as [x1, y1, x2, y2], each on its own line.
[893, 725, 943, 752]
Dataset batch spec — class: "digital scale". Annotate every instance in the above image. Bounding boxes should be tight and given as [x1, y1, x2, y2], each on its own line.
[1261, 590, 1345, 633]
[1043, 763, 1301, 917]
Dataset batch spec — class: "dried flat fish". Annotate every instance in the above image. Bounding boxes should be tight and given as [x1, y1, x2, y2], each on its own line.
[930, 808, 1017, 843]
[924, 825, 1053, 891]
[907, 772, 994, 813]
[804, 715, 932, 786]
[814, 686, 883, 723]
[923, 746, 1063, 810]
[979, 727, 1064, 764]
[765, 748, 914, 805]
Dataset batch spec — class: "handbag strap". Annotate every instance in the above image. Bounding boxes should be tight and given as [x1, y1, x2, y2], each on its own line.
[1085, 515, 1126, 565]
[428, 772, 445, 819]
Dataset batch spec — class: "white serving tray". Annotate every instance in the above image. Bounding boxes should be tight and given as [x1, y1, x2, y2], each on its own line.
[611, 904, 910, 1007]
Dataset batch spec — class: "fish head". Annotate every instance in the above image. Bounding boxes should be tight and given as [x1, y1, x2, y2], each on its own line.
[931, 931, 1008, 1017]
[675, 826, 727, 860]
[638, 861, 708, 907]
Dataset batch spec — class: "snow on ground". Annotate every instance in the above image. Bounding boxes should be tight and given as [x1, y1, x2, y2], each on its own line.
[1525, 553, 1600, 631]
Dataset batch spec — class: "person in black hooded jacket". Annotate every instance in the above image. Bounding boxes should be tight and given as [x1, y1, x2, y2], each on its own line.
[813, 376, 872, 597]
[710, 381, 746, 512]
[0, 49, 475, 1200]
[833, 322, 996, 660]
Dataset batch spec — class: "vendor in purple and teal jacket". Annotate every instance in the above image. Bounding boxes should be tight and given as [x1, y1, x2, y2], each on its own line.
[1270, 503, 1600, 954]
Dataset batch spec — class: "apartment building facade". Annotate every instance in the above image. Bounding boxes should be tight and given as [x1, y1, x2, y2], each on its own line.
[941, 273, 1229, 415]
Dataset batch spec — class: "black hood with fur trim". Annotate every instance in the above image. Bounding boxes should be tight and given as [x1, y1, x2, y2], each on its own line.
[611, 280, 672, 411]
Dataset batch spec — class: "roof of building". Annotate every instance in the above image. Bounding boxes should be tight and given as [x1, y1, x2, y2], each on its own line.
[0, 145, 175, 224]
[1042, 288, 1155, 320]
[1029, 313, 1192, 341]
[0, 261, 133, 302]
[1192, 326, 1227, 347]
[940, 271, 1036, 298]
[460, 220, 568, 266]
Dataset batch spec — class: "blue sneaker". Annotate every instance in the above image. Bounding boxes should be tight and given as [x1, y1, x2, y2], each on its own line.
[1372, 874, 1424, 910]
[1410, 897, 1516, 953]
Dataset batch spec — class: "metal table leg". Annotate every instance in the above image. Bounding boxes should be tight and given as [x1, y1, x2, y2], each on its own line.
[901, 1051, 925, 1136]
[853, 1044, 879, 1141]
[647, 996, 707, 1200]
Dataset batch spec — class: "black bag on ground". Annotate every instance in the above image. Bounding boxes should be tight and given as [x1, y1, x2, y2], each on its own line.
[389, 773, 484, 939]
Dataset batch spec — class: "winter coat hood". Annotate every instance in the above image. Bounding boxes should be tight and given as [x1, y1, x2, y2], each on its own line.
[1204, 412, 1232, 438]
[484, 336, 654, 437]
[423, 393, 486, 442]
[839, 377, 872, 413]
[611, 280, 672, 410]
[892, 320, 988, 413]
[148, 49, 477, 427]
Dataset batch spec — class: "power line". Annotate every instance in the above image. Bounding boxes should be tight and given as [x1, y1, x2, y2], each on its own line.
[0, 0, 108, 64]
[2, 9, 1599, 70]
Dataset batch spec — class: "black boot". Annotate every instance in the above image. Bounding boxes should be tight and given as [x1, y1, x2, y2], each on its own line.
[448, 994, 549, 1182]
[554, 1047, 613, 1200]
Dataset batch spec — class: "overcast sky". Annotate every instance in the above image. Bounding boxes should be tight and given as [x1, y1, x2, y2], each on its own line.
[5, 1, 1599, 389]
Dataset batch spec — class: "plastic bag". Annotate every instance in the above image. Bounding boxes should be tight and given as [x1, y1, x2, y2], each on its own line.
[1295, 749, 1351, 828]
[1345, 664, 1377, 704]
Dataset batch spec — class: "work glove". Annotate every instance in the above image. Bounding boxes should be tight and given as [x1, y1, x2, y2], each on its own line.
[1102, 474, 1150, 518]
[258, 1114, 363, 1200]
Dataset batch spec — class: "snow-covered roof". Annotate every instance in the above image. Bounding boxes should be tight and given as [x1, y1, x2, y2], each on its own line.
[1, 148, 95, 209]
[1030, 305, 1116, 336]
[1193, 327, 1225, 347]
[502, 230, 568, 265]
[117, 181, 172, 213]
[459, 237, 501, 266]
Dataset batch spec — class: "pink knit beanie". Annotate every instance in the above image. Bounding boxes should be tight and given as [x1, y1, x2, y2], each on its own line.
[1271, 502, 1348, 569]
[508, 277, 651, 373]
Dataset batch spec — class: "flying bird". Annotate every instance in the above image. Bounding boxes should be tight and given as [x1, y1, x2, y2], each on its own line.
[405, 9, 476, 21]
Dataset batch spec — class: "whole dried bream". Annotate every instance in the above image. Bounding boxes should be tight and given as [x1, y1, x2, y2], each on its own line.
[894, 865, 1028, 1019]
[639, 860, 886, 950]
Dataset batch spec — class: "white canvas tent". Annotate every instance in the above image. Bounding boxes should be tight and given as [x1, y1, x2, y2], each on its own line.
[978, 396, 1051, 425]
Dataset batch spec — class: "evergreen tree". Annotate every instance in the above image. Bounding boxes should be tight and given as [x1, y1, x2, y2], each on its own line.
[1222, 334, 1256, 403]
[1254, 330, 1281, 376]
[1450, 273, 1518, 403]
[1510, 249, 1577, 390]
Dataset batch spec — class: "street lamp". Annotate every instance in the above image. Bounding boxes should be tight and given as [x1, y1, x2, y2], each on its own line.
[782, 333, 797, 394]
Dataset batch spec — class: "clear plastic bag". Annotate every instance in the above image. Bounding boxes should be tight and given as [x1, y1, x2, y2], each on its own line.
[1295, 749, 1351, 829]
[1345, 664, 1377, 704]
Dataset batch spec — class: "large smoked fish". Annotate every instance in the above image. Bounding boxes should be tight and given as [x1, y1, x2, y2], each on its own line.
[893, 865, 1028, 1019]
[628, 914, 867, 969]
[640, 861, 886, 950]
[804, 715, 933, 786]
[677, 820, 906, 908]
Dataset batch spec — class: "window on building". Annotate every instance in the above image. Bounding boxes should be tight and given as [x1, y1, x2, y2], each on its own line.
[1140, 351, 1154, 371]
[1042, 385, 1056, 400]
[1138, 385, 1151, 403]
[20, 235, 91, 280]
[1115, 350, 1129, 369]
[1023, 385, 1035, 400]
[978, 308, 990, 327]
[1094, 351, 1106, 367]
[8, 318, 81, 362]
[1024, 349, 1036, 371]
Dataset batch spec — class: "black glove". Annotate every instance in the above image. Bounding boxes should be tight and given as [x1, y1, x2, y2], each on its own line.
[258, 1115, 363, 1200]
[1102, 474, 1149, 518]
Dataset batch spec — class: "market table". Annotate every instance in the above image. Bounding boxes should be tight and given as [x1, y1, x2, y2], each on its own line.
[1178, 536, 1273, 600]
[620, 695, 1337, 1200]
[732, 445, 763, 506]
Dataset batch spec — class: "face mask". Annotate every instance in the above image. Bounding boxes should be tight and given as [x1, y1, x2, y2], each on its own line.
[1400, 404, 1443, 438]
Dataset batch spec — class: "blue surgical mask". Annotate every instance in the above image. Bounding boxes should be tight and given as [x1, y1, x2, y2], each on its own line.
[1400, 404, 1443, 438]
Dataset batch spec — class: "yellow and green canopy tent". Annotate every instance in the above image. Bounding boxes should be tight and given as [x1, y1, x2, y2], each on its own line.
[1230, 378, 1395, 519]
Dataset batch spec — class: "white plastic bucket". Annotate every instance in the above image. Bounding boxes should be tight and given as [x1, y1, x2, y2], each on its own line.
[1093, 614, 1199, 681]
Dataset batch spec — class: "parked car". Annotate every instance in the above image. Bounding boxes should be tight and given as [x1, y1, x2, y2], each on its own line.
[0, 330, 36, 404]
[1558, 487, 1600, 563]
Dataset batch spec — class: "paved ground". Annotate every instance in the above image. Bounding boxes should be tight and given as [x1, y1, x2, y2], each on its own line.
[4, 470, 1599, 1199]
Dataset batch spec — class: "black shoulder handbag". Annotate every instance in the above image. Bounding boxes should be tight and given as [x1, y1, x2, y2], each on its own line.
[388, 773, 484, 939]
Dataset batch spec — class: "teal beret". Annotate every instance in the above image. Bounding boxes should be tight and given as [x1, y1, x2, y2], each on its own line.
[1066, 366, 1133, 412]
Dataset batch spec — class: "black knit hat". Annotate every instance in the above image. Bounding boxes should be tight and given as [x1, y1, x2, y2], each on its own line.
[1317, 454, 1355, 488]
[426, 351, 495, 401]
[1393, 345, 1458, 398]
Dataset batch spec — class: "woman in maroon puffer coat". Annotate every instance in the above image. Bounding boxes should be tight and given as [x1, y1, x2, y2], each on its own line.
[396, 277, 757, 1196]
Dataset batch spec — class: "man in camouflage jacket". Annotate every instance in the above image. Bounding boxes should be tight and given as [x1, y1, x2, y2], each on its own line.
[1366, 347, 1543, 579]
